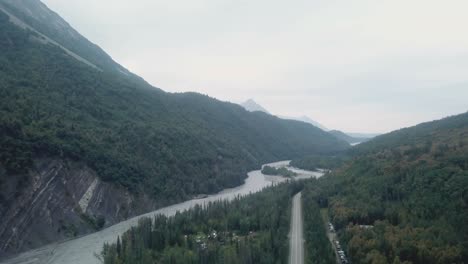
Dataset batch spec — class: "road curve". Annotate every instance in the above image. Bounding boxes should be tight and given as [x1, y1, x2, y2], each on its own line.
[289, 192, 304, 264]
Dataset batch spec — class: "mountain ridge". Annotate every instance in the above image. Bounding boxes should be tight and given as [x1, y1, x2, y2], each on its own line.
[0, 0, 146, 83]
[238, 99, 379, 139]
[240, 99, 270, 113]
[294, 111, 468, 263]
[239, 99, 329, 130]
[329, 129, 369, 144]
[278, 115, 329, 131]
[0, 1, 348, 255]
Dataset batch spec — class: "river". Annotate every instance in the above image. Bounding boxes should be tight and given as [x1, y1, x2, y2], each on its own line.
[1, 161, 322, 264]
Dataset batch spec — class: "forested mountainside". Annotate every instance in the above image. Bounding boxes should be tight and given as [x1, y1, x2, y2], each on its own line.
[290, 155, 346, 171]
[294, 112, 468, 263]
[101, 182, 301, 264]
[0, 0, 348, 255]
[0, 0, 140, 79]
[0, 7, 348, 204]
[329, 130, 369, 144]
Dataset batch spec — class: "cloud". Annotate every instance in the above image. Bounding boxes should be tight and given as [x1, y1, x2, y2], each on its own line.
[42, 0, 468, 133]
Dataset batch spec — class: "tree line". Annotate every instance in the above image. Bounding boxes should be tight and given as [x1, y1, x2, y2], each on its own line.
[0, 10, 348, 212]
[292, 112, 468, 263]
[261, 166, 297, 177]
[101, 182, 305, 264]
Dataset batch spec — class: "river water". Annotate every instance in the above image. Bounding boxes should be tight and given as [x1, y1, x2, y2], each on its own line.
[1, 161, 322, 264]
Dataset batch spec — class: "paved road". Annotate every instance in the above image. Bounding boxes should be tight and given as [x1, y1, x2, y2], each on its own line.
[289, 192, 304, 264]
[1, 162, 322, 264]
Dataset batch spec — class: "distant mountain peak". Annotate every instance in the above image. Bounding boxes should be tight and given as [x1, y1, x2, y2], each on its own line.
[240, 99, 270, 113]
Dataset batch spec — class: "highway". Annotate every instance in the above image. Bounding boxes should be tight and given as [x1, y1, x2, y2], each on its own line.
[1, 162, 322, 264]
[289, 192, 304, 264]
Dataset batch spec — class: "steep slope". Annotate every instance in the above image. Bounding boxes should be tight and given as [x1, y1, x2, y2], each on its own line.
[297, 112, 468, 263]
[279, 115, 329, 131]
[0, 0, 138, 77]
[0, 1, 348, 255]
[240, 99, 270, 113]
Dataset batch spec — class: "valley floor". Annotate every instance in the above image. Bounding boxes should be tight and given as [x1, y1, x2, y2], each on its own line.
[1, 161, 321, 264]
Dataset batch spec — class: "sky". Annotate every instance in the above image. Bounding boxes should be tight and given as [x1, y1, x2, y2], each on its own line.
[42, 0, 468, 133]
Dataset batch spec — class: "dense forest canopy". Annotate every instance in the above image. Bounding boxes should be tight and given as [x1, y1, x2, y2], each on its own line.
[290, 155, 346, 171]
[261, 166, 297, 177]
[101, 182, 303, 264]
[0, 7, 348, 208]
[1, 1, 467, 263]
[101, 180, 338, 264]
[302, 179, 336, 264]
[0, 0, 140, 78]
[293, 112, 468, 263]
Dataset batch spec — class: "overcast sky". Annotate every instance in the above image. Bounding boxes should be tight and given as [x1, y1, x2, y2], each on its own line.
[42, 0, 468, 133]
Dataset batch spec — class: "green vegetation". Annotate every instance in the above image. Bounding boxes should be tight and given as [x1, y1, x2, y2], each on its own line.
[329, 130, 368, 144]
[0, 10, 348, 209]
[296, 112, 468, 263]
[290, 155, 345, 171]
[101, 182, 303, 264]
[302, 180, 336, 264]
[261, 166, 297, 177]
[0, 0, 136, 76]
[100, 179, 340, 264]
[80, 213, 106, 231]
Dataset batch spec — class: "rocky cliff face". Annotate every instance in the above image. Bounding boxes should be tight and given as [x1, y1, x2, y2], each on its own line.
[0, 158, 157, 257]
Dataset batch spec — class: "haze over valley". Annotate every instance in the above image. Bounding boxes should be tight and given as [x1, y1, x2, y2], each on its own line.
[0, 1, 467, 264]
